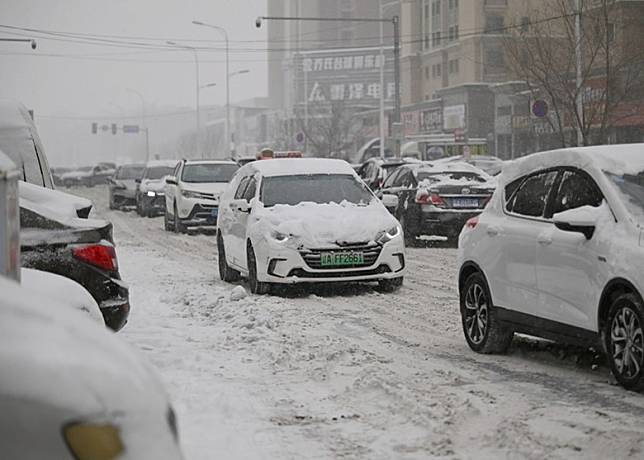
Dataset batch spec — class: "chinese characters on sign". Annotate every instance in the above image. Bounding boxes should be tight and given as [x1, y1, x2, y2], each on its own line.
[302, 54, 387, 73]
[309, 82, 396, 102]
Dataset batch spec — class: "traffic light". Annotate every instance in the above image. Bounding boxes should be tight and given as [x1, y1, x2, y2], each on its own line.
[91, 122, 98, 134]
[111, 123, 117, 135]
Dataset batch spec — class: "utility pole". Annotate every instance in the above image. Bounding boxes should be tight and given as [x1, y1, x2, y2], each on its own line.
[575, 0, 584, 147]
[0, 38, 37, 49]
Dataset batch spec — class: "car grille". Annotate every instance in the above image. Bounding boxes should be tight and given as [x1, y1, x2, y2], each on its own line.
[288, 265, 391, 278]
[300, 243, 382, 270]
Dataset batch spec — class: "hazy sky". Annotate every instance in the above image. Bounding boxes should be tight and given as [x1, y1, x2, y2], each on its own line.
[0, 0, 268, 117]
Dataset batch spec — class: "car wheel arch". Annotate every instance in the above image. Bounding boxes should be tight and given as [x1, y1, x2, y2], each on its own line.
[459, 261, 490, 300]
[598, 278, 641, 332]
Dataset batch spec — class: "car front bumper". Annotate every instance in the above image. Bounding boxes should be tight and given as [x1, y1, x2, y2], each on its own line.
[140, 194, 166, 213]
[256, 239, 406, 284]
[178, 201, 219, 227]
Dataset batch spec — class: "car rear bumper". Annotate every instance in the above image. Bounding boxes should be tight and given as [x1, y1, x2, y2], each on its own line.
[419, 209, 483, 237]
[100, 298, 130, 331]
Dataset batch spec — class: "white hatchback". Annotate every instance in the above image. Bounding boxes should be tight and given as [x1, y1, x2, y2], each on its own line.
[458, 144, 644, 390]
[217, 158, 406, 294]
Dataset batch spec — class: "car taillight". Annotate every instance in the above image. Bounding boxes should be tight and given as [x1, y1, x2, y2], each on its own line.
[416, 191, 430, 204]
[465, 216, 479, 230]
[72, 244, 118, 272]
[430, 193, 446, 208]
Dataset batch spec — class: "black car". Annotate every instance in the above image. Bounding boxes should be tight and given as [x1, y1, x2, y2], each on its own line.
[357, 158, 418, 192]
[19, 186, 130, 331]
[377, 162, 496, 246]
[108, 163, 145, 209]
[136, 161, 178, 217]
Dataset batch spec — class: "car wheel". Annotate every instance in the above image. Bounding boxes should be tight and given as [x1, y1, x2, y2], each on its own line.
[460, 272, 513, 354]
[605, 293, 644, 391]
[247, 244, 270, 295]
[164, 206, 173, 231]
[378, 277, 403, 292]
[399, 214, 417, 247]
[174, 204, 186, 234]
[217, 233, 241, 282]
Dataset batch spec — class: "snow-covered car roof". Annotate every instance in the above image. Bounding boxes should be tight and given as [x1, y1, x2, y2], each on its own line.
[412, 161, 490, 177]
[241, 158, 356, 177]
[502, 144, 644, 185]
[145, 159, 179, 168]
[184, 159, 238, 165]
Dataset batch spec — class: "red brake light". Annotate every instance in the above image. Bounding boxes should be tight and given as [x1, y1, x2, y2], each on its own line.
[430, 193, 446, 208]
[72, 244, 118, 272]
[465, 216, 479, 229]
[416, 191, 430, 204]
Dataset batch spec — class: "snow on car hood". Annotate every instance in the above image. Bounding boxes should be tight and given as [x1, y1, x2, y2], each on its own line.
[20, 268, 104, 325]
[140, 178, 167, 193]
[19, 180, 92, 218]
[181, 182, 228, 196]
[253, 199, 398, 248]
[0, 276, 169, 418]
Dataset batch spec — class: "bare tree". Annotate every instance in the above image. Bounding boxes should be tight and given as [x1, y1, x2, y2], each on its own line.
[504, 0, 644, 147]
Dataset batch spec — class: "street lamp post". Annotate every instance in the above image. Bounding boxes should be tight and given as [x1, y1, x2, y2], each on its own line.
[255, 14, 402, 157]
[126, 88, 150, 163]
[379, 1, 399, 159]
[166, 41, 202, 158]
[192, 21, 232, 156]
[0, 38, 37, 50]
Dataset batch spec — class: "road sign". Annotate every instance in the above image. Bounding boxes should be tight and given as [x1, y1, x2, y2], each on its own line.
[91, 122, 98, 134]
[532, 100, 548, 118]
[295, 131, 305, 145]
[123, 124, 140, 134]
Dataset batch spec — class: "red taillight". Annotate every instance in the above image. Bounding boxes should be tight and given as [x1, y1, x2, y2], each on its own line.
[416, 191, 430, 204]
[72, 244, 118, 272]
[465, 216, 479, 230]
[430, 193, 446, 208]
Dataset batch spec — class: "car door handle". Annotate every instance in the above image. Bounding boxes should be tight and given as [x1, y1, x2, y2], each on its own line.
[487, 226, 501, 236]
[537, 235, 553, 246]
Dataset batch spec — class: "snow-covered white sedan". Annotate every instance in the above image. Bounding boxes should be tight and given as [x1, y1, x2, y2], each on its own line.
[217, 158, 406, 294]
[0, 276, 183, 459]
[458, 144, 644, 391]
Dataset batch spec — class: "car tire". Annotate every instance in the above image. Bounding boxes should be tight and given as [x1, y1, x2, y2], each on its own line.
[605, 293, 644, 391]
[399, 214, 417, 247]
[378, 277, 403, 292]
[174, 203, 186, 234]
[136, 198, 143, 216]
[164, 206, 173, 231]
[217, 233, 241, 282]
[460, 272, 513, 354]
[247, 244, 270, 295]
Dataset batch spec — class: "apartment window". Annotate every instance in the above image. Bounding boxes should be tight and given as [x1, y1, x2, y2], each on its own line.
[486, 49, 505, 73]
[485, 14, 505, 34]
[432, 63, 442, 79]
[448, 59, 459, 75]
[431, 0, 442, 48]
[425, 66, 430, 80]
[448, 25, 459, 42]
[447, 0, 459, 43]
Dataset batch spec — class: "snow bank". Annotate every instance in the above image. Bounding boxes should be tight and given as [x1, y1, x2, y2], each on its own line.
[253, 200, 398, 248]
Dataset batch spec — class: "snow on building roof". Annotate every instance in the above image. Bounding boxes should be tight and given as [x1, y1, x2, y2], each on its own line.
[503, 144, 644, 184]
[243, 158, 356, 177]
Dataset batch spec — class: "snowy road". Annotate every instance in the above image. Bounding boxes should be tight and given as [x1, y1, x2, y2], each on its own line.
[75, 186, 644, 459]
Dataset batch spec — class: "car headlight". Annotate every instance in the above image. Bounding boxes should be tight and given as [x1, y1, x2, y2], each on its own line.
[146, 191, 156, 197]
[64, 423, 123, 460]
[270, 230, 290, 243]
[182, 190, 201, 199]
[376, 226, 401, 244]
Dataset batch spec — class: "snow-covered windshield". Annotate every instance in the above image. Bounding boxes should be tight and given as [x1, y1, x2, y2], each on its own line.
[182, 164, 239, 183]
[417, 171, 486, 184]
[606, 171, 644, 223]
[116, 166, 144, 180]
[145, 166, 174, 180]
[260, 174, 374, 208]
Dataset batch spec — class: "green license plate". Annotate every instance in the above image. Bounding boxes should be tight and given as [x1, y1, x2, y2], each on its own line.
[320, 252, 365, 267]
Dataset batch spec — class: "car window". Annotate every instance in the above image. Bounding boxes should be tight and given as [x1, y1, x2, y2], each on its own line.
[116, 165, 144, 180]
[242, 177, 257, 201]
[145, 166, 174, 180]
[508, 170, 558, 218]
[181, 163, 239, 183]
[260, 174, 374, 207]
[393, 169, 409, 187]
[234, 176, 250, 200]
[400, 171, 414, 188]
[548, 170, 603, 217]
[382, 168, 401, 188]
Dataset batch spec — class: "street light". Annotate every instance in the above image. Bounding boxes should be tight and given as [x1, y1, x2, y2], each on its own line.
[126, 88, 150, 162]
[0, 38, 37, 50]
[255, 14, 402, 157]
[166, 40, 202, 158]
[379, 0, 399, 159]
[192, 20, 232, 155]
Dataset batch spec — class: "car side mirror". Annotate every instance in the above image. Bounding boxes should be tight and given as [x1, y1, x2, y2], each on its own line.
[553, 206, 599, 240]
[165, 176, 177, 185]
[230, 198, 251, 213]
[381, 194, 399, 209]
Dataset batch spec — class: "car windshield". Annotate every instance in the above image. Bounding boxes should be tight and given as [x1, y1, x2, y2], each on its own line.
[181, 164, 239, 183]
[606, 171, 644, 224]
[145, 166, 174, 180]
[417, 171, 486, 184]
[116, 166, 144, 180]
[260, 174, 374, 207]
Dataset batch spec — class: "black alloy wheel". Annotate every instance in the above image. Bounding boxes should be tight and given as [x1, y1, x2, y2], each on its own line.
[606, 293, 644, 391]
[247, 244, 270, 295]
[460, 272, 513, 354]
[217, 233, 240, 282]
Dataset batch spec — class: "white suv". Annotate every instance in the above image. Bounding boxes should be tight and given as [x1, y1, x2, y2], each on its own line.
[164, 159, 239, 233]
[458, 144, 644, 390]
[217, 158, 406, 294]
